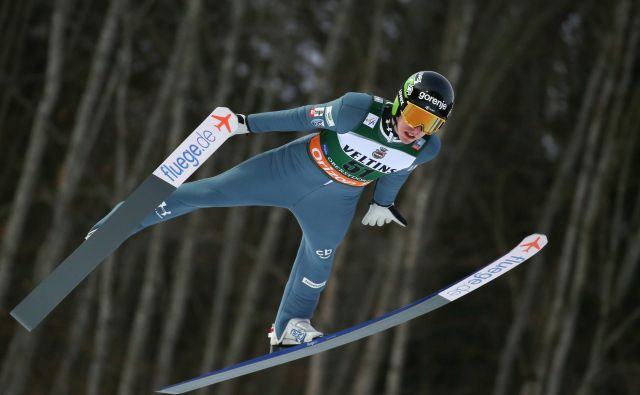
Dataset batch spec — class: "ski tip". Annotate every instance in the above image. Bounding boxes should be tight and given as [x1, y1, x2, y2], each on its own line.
[526, 233, 548, 243]
[518, 234, 548, 254]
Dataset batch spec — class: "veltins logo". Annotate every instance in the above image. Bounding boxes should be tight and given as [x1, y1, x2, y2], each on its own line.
[153, 107, 237, 187]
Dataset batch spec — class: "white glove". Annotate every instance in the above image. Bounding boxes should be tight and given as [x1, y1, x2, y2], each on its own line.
[361, 202, 407, 227]
[233, 114, 251, 136]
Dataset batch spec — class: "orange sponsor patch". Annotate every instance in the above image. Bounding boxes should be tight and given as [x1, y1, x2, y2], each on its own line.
[309, 135, 369, 187]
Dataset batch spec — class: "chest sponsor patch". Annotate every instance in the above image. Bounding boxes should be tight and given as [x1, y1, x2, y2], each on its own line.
[363, 113, 379, 128]
[337, 132, 416, 171]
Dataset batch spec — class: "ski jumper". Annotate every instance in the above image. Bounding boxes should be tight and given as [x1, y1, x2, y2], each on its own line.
[91, 92, 441, 338]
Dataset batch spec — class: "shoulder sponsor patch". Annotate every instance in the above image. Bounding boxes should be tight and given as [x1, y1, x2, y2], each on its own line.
[325, 106, 335, 127]
[373, 96, 384, 103]
[363, 113, 379, 128]
[311, 118, 325, 128]
[310, 107, 325, 117]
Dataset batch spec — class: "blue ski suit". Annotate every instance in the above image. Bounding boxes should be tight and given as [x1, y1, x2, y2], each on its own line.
[93, 92, 440, 338]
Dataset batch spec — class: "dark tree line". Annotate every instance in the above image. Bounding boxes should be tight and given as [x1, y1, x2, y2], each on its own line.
[0, 0, 638, 394]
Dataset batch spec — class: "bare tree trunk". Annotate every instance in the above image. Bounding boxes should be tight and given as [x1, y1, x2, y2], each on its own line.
[531, 4, 630, 394]
[193, 207, 249, 389]
[0, 0, 35, 132]
[146, 0, 246, 389]
[300, 3, 389, 392]
[328, 230, 389, 395]
[604, 306, 640, 353]
[311, 0, 355, 102]
[395, 24, 577, 391]
[305, 238, 349, 395]
[125, 1, 202, 189]
[610, 27, 640, 305]
[612, 196, 640, 303]
[50, 276, 97, 395]
[0, 1, 16, 71]
[208, 0, 246, 108]
[427, 0, 571, 228]
[116, 228, 164, 395]
[383, 177, 431, 395]
[351, 232, 407, 395]
[50, 50, 126, 395]
[492, 14, 615, 395]
[151, 0, 202, 386]
[195, 57, 272, 395]
[116, 3, 204, 394]
[545, 105, 618, 395]
[0, 1, 123, 394]
[217, 208, 286, 395]
[86, 3, 133, 392]
[384, 315, 410, 395]
[576, 22, 640, 393]
[381, 2, 476, 391]
[440, 0, 476, 86]
[358, 0, 386, 93]
[0, 0, 69, 307]
[86, 254, 116, 395]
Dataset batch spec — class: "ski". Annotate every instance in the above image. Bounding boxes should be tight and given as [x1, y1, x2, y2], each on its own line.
[10, 107, 238, 331]
[156, 233, 548, 394]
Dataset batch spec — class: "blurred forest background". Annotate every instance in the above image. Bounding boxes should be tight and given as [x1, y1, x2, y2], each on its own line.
[0, 0, 639, 394]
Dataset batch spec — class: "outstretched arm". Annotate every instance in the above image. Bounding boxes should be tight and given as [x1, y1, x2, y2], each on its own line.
[245, 92, 372, 134]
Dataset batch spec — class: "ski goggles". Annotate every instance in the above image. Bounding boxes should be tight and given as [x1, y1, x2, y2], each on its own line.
[401, 102, 446, 135]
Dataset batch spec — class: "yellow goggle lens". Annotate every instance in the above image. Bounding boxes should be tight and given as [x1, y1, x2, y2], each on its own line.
[401, 102, 446, 135]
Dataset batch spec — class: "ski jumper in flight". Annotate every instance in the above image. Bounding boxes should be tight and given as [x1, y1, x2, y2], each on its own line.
[88, 71, 455, 350]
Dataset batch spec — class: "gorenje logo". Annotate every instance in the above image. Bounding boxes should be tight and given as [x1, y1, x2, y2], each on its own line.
[418, 91, 448, 111]
[153, 107, 237, 187]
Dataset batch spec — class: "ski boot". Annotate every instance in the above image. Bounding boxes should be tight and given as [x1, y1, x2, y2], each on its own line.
[268, 318, 323, 353]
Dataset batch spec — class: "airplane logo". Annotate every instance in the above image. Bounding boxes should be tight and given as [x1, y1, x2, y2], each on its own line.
[211, 113, 233, 133]
[520, 236, 542, 253]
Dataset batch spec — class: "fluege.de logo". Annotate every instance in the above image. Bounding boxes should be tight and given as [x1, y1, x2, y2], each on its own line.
[157, 130, 216, 183]
[439, 255, 526, 301]
[153, 108, 236, 187]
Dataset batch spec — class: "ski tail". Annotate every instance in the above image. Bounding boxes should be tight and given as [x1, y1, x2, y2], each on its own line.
[11, 108, 237, 331]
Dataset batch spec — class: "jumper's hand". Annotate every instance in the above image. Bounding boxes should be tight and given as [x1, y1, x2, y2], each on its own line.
[361, 202, 407, 227]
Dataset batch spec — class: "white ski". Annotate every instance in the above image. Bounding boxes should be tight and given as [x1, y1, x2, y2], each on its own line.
[11, 107, 238, 331]
[157, 233, 548, 394]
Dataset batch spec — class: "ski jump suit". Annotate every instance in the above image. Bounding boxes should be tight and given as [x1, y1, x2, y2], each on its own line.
[94, 92, 440, 338]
